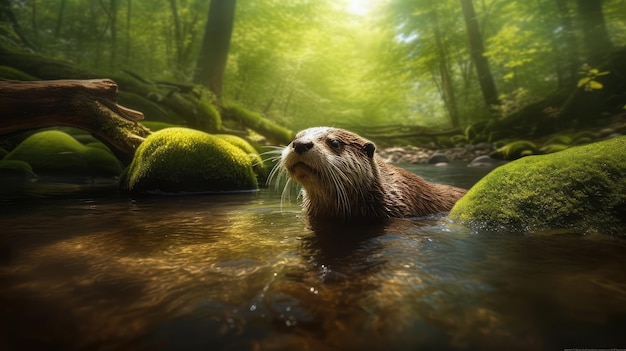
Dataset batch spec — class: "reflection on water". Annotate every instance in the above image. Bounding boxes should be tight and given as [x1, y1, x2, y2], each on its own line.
[0, 166, 625, 350]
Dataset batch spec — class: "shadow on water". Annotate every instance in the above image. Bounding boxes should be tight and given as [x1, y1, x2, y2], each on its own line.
[0, 168, 625, 350]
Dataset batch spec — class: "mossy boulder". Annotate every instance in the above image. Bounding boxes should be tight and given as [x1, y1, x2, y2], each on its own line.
[4, 131, 123, 177]
[449, 136, 626, 236]
[214, 134, 268, 182]
[539, 143, 569, 154]
[0, 160, 37, 180]
[141, 121, 181, 132]
[490, 140, 538, 160]
[543, 134, 573, 146]
[120, 128, 258, 194]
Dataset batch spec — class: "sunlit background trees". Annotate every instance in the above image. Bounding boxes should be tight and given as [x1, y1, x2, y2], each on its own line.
[5, 0, 626, 133]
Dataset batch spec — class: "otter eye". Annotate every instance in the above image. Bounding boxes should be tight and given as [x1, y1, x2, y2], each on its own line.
[328, 139, 342, 149]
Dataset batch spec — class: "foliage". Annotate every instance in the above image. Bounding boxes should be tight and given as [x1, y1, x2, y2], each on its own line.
[223, 103, 293, 144]
[577, 64, 610, 91]
[3, 0, 626, 139]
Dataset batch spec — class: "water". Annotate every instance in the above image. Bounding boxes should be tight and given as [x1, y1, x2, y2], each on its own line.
[1, 164, 625, 351]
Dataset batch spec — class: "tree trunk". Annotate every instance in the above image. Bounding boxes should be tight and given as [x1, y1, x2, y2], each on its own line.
[576, 0, 613, 65]
[459, 0, 499, 109]
[0, 0, 36, 50]
[168, 0, 183, 67]
[110, 0, 118, 69]
[193, 0, 237, 98]
[554, 0, 579, 88]
[432, 9, 459, 128]
[125, 0, 131, 63]
[30, 0, 39, 46]
[0, 79, 150, 165]
[54, 0, 66, 37]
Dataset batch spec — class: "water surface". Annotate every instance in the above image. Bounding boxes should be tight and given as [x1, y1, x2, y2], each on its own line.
[1, 165, 625, 350]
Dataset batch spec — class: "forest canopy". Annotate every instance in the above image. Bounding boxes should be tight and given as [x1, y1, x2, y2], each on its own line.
[3, 0, 626, 136]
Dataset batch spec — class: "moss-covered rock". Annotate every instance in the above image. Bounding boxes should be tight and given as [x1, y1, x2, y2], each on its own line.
[539, 143, 569, 154]
[214, 134, 268, 183]
[4, 131, 123, 177]
[141, 121, 182, 132]
[449, 136, 626, 236]
[0, 160, 37, 180]
[490, 140, 538, 160]
[542, 134, 573, 146]
[120, 127, 258, 194]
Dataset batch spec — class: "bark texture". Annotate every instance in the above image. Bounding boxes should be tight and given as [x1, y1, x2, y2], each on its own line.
[0, 78, 151, 164]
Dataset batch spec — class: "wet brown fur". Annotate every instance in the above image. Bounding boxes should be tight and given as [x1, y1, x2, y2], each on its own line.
[270, 127, 467, 219]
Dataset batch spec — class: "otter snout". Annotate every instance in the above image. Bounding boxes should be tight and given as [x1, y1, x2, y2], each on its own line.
[292, 138, 314, 154]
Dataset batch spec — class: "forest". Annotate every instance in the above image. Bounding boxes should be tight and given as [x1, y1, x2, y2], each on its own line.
[1, 0, 626, 147]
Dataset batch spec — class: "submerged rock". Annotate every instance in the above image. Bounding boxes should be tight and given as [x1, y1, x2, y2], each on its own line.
[448, 136, 626, 236]
[467, 155, 498, 167]
[428, 152, 449, 164]
[4, 131, 123, 177]
[120, 127, 258, 194]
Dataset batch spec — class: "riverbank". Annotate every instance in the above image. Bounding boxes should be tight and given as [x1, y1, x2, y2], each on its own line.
[379, 143, 494, 164]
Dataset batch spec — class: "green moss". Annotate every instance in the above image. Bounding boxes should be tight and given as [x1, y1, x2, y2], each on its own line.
[436, 136, 455, 148]
[193, 95, 222, 132]
[0, 65, 39, 80]
[490, 140, 538, 160]
[56, 127, 99, 144]
[0, 160, 37, 180]
[543, 134, 573, 146]
[465, 125, 477, 142]
[4, 131, 123, 177]
[223, 103, 293, 144]
[449, 136, 626, 236]
[450, 135, 467, 145]
[572, 131, 597, 143]
[117, 91, 183, 124]
[141, 121, 181, 132]
[539, 143, 569, 154]
[214, 134, 268, 183]
[85, 142, 113, 154]
[120, 127, 258, 194]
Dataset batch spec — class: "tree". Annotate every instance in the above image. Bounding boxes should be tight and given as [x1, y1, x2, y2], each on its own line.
[459, 0, 499, 109]
[553, 0, 579, 88]
[193, 0, 237, 98]
[431, 6, 460, 128]
[576, 0, 613, 65]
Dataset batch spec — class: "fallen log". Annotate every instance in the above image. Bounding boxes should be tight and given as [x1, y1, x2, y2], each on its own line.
[0, 78, 151, 164]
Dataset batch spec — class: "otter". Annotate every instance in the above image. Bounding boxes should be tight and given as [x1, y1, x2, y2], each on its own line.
[269, 127, 467, 219]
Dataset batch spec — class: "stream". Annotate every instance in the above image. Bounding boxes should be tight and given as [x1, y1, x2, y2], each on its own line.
[1, 164, 625, 350]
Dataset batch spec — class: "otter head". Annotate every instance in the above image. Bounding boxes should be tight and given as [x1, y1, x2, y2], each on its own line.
[279, 127, 382, 218]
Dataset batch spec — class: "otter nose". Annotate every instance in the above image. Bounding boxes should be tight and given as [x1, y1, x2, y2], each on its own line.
[292, 139, 314, 154]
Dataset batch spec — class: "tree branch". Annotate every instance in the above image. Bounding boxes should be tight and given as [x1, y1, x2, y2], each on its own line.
[0, 78, 151, 164]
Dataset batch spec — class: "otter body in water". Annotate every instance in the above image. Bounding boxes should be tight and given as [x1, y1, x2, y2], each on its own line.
[270, 127, 467, 219]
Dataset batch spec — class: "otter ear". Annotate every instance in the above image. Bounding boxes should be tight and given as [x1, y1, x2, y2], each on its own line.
[364, 142, 376, 158]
